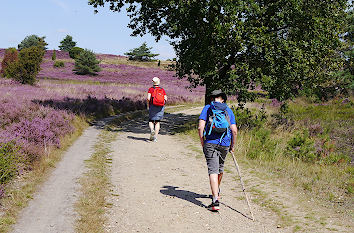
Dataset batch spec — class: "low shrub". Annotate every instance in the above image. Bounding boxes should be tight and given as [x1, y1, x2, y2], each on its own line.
[69, 47, 84, 59]
[73, 49, 101, 75]
[53, 61, 65, 68]
[0, 48, 18, 77]
[246, 127, 277, 160]
[0, 142, 20, 185]
[52, 50, 56, 61]
[5, 46, 44, 85]
[286, 130, 317, 162]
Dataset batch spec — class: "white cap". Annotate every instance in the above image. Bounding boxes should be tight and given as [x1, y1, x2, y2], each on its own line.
[152, 77, 160, 86]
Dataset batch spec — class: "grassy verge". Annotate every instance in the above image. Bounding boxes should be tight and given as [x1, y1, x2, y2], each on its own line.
[75, 130, 117, 233]
[0, 116, 88, 233]
[175, 98, 353, 231]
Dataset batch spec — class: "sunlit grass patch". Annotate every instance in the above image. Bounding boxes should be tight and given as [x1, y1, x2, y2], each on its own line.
[75, 130, 117, 233]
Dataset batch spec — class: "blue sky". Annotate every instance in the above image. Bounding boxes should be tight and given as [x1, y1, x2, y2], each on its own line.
[0, 0, 176, 60]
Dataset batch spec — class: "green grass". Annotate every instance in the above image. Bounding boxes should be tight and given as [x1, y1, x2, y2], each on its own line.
[75, 130, 117, 233]
[175, 97, 353, 231]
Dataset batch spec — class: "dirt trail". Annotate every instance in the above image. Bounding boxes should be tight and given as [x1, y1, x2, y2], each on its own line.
[11, 127, 100, 233]
[105, 108, 285, 233]
[10, 106, 350, 233]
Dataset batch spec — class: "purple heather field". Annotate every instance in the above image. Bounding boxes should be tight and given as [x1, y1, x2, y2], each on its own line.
[0, 49, 204, 192]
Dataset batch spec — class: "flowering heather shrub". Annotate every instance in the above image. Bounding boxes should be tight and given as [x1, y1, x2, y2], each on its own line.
[34, 95, 146, 119]
[0, 48, 18, 77]
[44, 50, 70, 60]
[0, 97, 75, 161]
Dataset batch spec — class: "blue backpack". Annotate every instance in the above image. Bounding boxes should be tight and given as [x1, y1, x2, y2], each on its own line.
[205, 102, 231, 142]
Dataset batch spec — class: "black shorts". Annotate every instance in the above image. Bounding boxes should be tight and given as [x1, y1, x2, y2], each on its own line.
[149, 119, 161, 123]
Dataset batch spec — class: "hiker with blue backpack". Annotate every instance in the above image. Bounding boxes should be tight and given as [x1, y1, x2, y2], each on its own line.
[198, 90, 237, 211]
[147, 77, 167, 142]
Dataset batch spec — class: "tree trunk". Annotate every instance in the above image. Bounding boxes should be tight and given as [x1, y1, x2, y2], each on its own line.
[204, 82, 211, 105]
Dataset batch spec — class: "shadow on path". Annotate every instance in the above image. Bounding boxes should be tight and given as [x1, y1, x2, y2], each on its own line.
[160, 185, 210, 208]
[127, 135, 150, 142]
[108, 112, 199, 136]
[220, 202, 253, 220]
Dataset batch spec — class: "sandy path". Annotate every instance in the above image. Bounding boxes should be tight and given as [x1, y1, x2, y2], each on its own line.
[105, 109, 285, 233]
[11, 127, 100, 233]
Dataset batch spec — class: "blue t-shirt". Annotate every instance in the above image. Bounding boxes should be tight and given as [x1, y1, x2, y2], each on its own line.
[199, 102, 236, 146]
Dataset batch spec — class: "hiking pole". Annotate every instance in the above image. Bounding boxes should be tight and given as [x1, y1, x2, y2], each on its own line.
[230, 151, 255, 221]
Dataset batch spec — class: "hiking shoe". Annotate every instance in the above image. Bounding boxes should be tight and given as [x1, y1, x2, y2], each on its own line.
[150, 130, 155, 141]
[207, 200, 220, 212]
[153, 136, 157, 142]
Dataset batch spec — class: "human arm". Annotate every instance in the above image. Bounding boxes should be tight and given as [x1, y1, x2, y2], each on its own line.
[147, 93, 151, 109]
[198, 119, 206, 147]
[229, 124, 238, 152]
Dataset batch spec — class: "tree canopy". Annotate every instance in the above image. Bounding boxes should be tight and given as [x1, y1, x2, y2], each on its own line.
[18, 35, 47, 51]
[59, 35, 77, 52]
[124, 42, 159, 61]
[89, 0, 349, 103]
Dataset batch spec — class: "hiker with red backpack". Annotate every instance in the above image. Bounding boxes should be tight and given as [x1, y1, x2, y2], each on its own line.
[198, 90, 237, 211]
[147, 77, 167, 142]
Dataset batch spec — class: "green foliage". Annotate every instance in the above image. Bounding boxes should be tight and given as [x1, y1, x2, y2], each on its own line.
[232, 105, 267, 130]
[18, 35, 47, 51]
[124, 42, 159, 61]
[246, 128, 277, 160]
[52, 50, 56, 61]
[73, 49, 101, 75]
[90, 0, 349, 103]
[286, 130, 317, 162]
[0, 142, 20, 184]
[53, 60, 65, 68]
[69, 47, 84, 59]
[59, 35, 77, 52]
[0, 48, 18, 77]
[6, 46, 44, 85]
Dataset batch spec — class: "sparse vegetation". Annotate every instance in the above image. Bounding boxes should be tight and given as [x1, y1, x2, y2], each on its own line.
[75, 130, 116, 233]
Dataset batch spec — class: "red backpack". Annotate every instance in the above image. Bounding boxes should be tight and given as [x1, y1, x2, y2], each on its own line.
[151, 86, 165, 106]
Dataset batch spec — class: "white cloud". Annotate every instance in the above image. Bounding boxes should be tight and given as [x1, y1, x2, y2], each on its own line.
[57, 28, 68, 33]
[51, 0, 69, 12]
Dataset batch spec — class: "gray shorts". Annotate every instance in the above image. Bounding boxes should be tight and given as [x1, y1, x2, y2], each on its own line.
[203, 143, 229, 175]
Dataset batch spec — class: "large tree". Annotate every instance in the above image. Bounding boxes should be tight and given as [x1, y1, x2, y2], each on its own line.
[89, 0, 348, 103]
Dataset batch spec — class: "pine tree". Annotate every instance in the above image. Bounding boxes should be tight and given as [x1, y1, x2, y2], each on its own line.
[124, 42, 159, 61]
[59, 35, 77, 52]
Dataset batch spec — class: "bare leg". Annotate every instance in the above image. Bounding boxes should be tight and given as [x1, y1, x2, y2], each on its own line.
[155, 122, 160, 136]
[209, 174, 219, 201]
[149, 121, 155, 132]
[218, 173, 223, 198]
